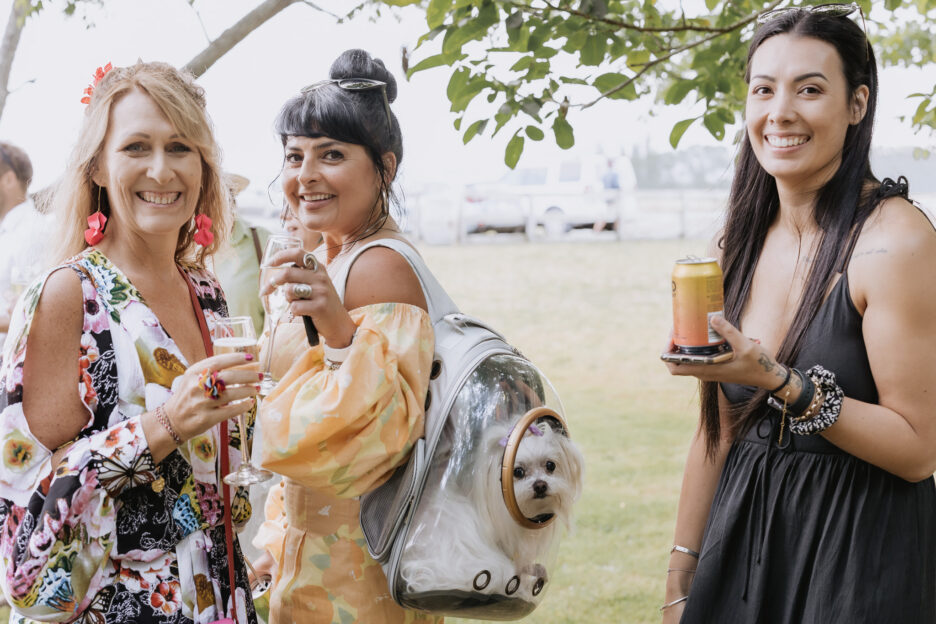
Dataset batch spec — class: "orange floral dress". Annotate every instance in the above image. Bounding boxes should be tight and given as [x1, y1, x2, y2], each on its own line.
[254, 306, 442, 624]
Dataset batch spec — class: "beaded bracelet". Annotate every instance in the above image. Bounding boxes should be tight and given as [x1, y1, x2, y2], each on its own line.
[788, 365, 844, 436]
[154, 405, 182, 445]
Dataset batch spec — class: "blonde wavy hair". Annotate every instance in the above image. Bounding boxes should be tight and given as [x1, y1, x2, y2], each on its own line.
[52, 61, 229, 267]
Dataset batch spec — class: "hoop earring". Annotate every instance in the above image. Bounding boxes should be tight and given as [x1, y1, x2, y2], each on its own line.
[84, 186, 108, 245]
[193, 213, 214, 247]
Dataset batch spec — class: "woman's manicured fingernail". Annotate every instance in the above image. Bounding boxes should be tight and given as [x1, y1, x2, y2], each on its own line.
[258, 373, 264, 380]
[245, 353, 254, 361]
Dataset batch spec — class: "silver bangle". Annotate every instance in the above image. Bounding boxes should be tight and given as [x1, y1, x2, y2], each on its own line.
[671, 544, 700, 559]
[660, 596, 688, 611]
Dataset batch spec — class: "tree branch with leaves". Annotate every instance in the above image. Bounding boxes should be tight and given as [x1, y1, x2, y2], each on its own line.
[385, 0, 936, 167]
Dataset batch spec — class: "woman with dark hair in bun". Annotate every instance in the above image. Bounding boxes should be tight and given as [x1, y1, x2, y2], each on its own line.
[250, 49, 442, 623]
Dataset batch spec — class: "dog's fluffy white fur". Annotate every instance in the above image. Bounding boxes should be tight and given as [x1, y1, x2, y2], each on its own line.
[400, 420, 584, 602]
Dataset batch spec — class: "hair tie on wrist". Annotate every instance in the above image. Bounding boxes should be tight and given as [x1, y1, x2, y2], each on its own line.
[769, 365, 792, 394]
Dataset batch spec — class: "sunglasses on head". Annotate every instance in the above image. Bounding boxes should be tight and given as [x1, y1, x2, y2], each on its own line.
[757, 3, 868, 62]
[301, 78, 392, 133]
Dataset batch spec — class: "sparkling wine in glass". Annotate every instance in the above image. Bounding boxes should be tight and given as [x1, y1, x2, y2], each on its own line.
[258, 235, 303, 395]
[213, 316, 273, 486]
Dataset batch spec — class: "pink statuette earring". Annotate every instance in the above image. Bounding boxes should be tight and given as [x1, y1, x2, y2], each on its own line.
[193, 214, 214, 247]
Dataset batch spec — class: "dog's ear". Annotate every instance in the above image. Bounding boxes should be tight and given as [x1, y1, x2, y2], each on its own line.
[559, 435, 585, 503]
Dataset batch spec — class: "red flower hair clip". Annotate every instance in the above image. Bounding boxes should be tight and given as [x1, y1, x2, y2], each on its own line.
[80, 62, 113, 105]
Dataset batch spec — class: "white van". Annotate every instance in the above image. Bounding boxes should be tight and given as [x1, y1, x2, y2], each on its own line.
[461, 152, 637, 239]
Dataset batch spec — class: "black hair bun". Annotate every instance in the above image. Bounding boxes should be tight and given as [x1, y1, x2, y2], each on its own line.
[329, 49, 398, 103]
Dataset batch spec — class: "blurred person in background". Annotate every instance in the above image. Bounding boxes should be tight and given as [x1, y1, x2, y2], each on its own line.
[663, 6, 936, 623]
[0, 62, 260, 624]
[214, 172, 272, 337]
[0, 142, 50, 342]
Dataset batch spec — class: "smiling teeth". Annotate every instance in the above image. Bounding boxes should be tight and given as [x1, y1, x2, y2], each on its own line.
[139, 192, 180, 204]
[767, 135, 809, 148]
[302, 194, 334, 201]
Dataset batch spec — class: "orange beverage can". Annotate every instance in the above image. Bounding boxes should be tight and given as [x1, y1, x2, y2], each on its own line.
[672, 257, 727, 354]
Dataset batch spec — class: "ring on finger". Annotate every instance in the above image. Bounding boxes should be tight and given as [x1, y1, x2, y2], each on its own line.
[198, 368, 226, 400]
[301, 252, 319, 272]
[293, 283, 312, 299]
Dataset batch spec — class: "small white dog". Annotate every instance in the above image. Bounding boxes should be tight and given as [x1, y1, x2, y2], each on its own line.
[399, 419, 585, 604]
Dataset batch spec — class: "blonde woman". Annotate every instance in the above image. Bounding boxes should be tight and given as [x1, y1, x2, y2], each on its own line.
[0, 62, 259, 623]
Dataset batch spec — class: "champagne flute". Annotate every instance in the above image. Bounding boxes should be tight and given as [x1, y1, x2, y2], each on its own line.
[258, 235, 303, 395]
[213, 316, 273, 486]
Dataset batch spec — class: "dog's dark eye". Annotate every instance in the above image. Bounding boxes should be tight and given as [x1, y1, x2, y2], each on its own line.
[545, 461, 556, 473]
[513, 467, 525, 479]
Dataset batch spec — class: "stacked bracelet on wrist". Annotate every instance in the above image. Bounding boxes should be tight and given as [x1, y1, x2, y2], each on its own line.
[154, 405, 182, 445]
[788, 365, 843, 435]
[767, 365, 843, 436]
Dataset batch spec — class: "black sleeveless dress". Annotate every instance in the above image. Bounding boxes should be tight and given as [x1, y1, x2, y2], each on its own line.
[681, 273, 936, 624]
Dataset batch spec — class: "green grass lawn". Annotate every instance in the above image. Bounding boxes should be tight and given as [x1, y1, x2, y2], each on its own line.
[0, 239, 707, 624]
[422, 239, 707, 624]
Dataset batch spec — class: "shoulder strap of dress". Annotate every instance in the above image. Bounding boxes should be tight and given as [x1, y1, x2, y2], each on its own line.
[332, 238, 458, 323]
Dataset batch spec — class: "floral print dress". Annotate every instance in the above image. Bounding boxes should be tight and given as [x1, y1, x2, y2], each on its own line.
[0, 249, 256, 624]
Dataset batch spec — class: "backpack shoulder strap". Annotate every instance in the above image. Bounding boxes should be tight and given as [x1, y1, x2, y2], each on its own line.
[331, 238, 458, 323]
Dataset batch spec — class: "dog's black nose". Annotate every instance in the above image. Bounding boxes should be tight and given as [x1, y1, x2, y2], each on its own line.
[533, 480, 548, 498]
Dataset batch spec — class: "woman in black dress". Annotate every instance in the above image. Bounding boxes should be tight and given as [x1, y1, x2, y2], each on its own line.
[662, 6, 936, 623]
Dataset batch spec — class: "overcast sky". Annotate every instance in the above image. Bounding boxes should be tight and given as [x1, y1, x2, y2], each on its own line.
[1, 0, 933, 200]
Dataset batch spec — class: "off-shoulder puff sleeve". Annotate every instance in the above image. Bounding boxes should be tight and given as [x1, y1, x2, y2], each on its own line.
[259, 302, 433, 498]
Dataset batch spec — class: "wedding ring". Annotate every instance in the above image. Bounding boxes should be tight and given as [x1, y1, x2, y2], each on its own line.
[198, 369, 226, 400]
[301, 252, 319, 272]
[293, 283, 312, 299]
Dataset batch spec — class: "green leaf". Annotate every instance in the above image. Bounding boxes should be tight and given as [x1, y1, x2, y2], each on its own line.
[534, 46, 559, 59]
[564, 28, 588, 53]
[463, 119, 488, 144]
[407, 53, 451, 78]
[705, 0, 719, 10]
[664, 80, 695, 105]
[525, 125, 545, 141]
[416, 26, 446, 48]
[427, 0, 454, 29]
[581, 34, 607, 66]
[703, 112, 725, 140]
[593, 73, 636, 100]
[505, 133, 525, 168]
[510, 56, 533, 71]
[626, 48, 651, 69]
[669, 117, 698, 148]
[552, 116, 575, 149]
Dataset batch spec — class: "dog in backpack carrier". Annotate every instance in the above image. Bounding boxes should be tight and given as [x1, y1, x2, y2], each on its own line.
[399, 418, 584, 602]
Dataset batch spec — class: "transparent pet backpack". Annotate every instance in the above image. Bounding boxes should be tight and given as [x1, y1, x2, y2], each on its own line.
[340, 240, 579, 621]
